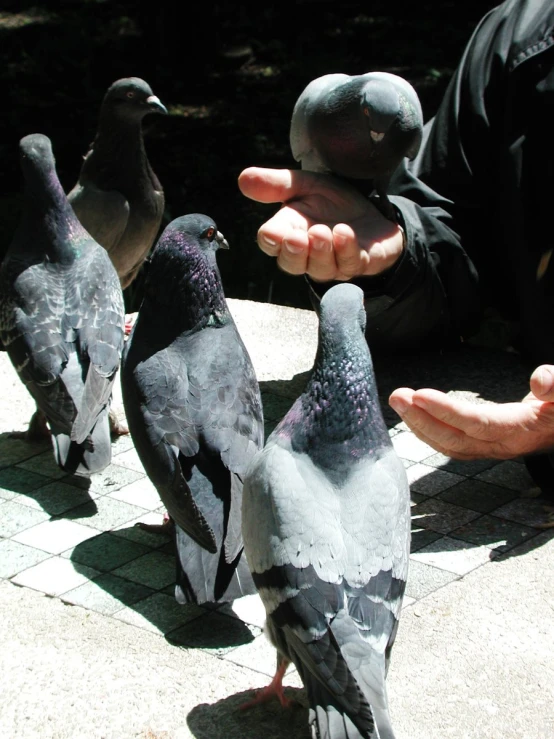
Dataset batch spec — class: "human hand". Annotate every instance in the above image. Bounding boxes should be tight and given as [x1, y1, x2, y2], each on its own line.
[388, 365, 554, 460]
[238, 167, 404, 282]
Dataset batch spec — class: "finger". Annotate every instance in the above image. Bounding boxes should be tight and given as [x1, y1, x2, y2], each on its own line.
[276, 229, 310, 276]
[530, 365, 554, 401]
[238, 167, 321, 204]
[332, 223, 368, 280]
[306, 224, 337, 282]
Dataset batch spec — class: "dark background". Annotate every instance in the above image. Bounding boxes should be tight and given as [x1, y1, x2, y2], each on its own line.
[1, 1, 499, 310]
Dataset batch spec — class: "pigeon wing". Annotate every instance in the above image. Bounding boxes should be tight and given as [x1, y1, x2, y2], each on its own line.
[66, 244, 125, 444]
[68, 181, 129, 254]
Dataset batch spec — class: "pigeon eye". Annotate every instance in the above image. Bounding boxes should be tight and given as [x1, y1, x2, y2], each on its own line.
[363, 107, 370, 117]
[126, 91, 135, 99]
[204, 227, 215, 240]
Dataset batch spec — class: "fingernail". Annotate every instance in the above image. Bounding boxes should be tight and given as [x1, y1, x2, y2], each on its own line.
[536, 365, 554, 391]
[283, 240, 304, 254]
[389, 398, 408, 415]
[261, 235, 277, 247]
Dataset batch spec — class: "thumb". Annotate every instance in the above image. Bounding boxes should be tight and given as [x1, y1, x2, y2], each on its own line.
[238, 167, 318, 204]
[530, 365, 554, 401]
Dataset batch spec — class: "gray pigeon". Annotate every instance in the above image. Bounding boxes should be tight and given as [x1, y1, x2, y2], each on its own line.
[121, 213, 264, 604]
[0, 134, 125, 475]
[242, 283, 411, 738]
[68, 77, 167, 289]
[290, 71, 423, 221]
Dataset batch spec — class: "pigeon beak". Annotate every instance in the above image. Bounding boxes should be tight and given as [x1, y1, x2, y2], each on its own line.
[146, 95, 168, 114]
[216, 231, 229, 249]
[370, 130, 385, 143]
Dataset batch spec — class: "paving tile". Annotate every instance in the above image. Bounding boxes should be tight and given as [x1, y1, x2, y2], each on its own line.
[0, 500, 50, 537]
[437, 479, 517, 513]
[0, 436, 50, 468]
[113, 592, 204, 635]
[11, 555, 99, 596]
[450, 514, 539, 553]
[422, 453, 497, 477]
[12, 518, 100, 554]
[222, 632, 282, 677]
[167, 611, 260, 655]
[0, 467, 53, 497]
[107, 477, 162, 510]
[391, 432, 436, 462]
[406, 463, 465, 496]
[410, 535, 497, 575]
[111, 550, 176, 589]
[62, 531, 150, 571]
[475, 460, 537, 492]
[71, 463, 145, 494]
[60, 573, 155, 615]
[410, 492, 428, 506]
[64, 496, 149, 531]
[491, 496, 554, 528]
[404, 559, 459, 600]
[13, 480, 97, 516]
[111, 513, 173, 548]
[112, 448, 146, 474]
[16, 450, 67, 479]
[110, 433, 136, 455]
[0, 539, 51, 578]
[410, 527, 442, 553]
[410, 497, 481, 534]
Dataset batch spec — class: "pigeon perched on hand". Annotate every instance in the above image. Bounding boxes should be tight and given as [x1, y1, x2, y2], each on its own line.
[121, 213, 264, 604]
[290, 71, 423, 221]
[242, 283, 411, 738]
[0, 134, 125, 475]
[68, 77, 167, 289]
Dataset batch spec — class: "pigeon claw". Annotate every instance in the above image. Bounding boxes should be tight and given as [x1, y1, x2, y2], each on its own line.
[238, 660, 293, 711]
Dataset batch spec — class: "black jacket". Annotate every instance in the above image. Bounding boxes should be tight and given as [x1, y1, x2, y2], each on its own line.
[332, 0, 554, 363]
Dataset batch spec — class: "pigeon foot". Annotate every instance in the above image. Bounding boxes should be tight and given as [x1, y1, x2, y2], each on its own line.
[109, 410, 129, 438]
[10, 409, 50, 442]
[535, 505, 554, 529]
[136, 512, 174, 535]
[239, 660, 293, 711]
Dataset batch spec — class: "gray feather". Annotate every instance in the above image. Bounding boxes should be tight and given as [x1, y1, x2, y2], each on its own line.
[0, 134, 125, 475]
[290, 71, 423, 220]
[121, 213, 264, 604]
[242, 283, 411, 738]
[67, 77, 167, 289]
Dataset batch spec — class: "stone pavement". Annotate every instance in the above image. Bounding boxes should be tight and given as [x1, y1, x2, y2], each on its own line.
[0, 299, 553, 738]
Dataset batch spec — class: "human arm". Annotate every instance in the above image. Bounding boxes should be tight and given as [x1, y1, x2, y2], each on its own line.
[388, 365, 554, 460]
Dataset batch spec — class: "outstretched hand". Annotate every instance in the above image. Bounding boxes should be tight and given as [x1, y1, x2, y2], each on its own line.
[238, 167, 404, 282]
[388, 365, 554, 460]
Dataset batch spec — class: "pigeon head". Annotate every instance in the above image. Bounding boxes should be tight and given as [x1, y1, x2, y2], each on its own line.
[101, 77, 168, 121]
[361, 79, 401, 140]
[318, 282, 367, 351]
[19, 133, 55, 176]
[145, 214, 230, 327]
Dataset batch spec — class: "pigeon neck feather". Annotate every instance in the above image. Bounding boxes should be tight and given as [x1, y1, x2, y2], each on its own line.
[279, 322, 389, 461]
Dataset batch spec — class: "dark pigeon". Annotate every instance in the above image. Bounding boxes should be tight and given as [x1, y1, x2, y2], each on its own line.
[68, 77, 167, 289]
[242, 283, 411, 738]
[0, 134, 125, 475]
[121, 213, 264, 604]
[290, 71, 423, 221]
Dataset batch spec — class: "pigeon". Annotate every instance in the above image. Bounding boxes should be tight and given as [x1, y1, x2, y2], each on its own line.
[241, 283, 411, 738]
[68, 77, 167, 290]
[0, 134, 125, 475]
[290, 71, 423, 221]
[121, 213, 264, 604]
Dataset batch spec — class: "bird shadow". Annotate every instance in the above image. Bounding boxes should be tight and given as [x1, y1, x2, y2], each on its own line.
[186, 688, 309, 739]
[68, 526, 257, 647]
